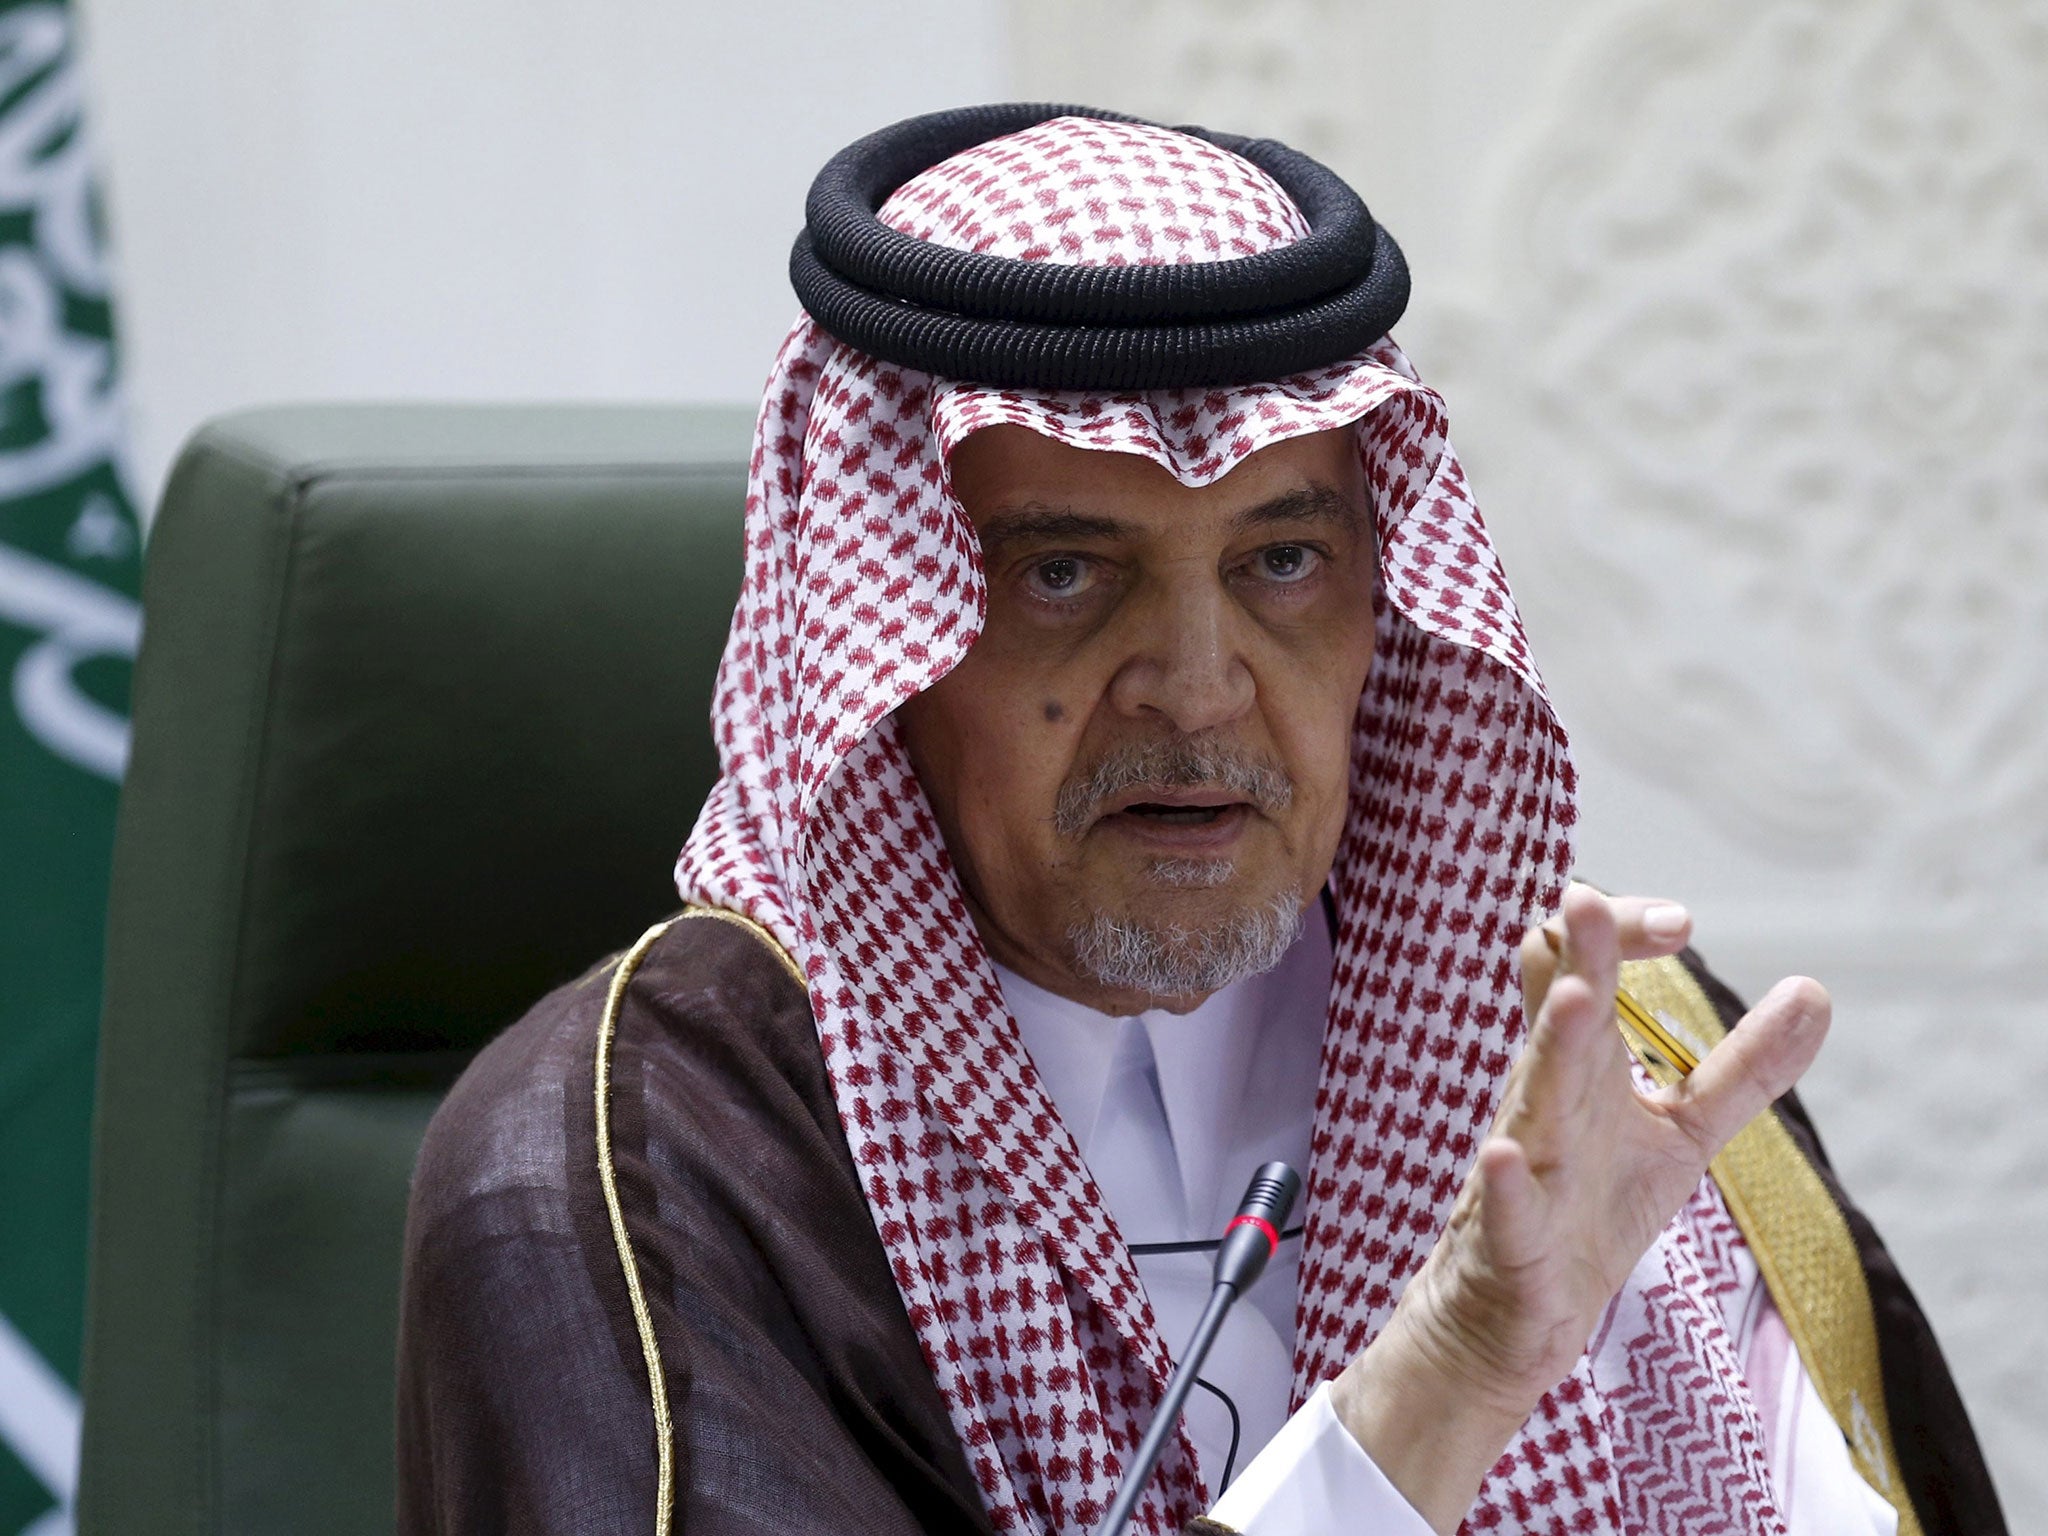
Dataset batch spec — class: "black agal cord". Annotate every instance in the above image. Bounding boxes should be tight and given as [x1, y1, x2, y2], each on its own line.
[791, 104, 1409, 390]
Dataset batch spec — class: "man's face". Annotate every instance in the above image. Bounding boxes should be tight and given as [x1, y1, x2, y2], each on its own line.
[896, 423, 1378, 1015]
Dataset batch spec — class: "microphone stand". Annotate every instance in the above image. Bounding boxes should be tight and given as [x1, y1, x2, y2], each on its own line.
[1096, 1161, 1302, 1536]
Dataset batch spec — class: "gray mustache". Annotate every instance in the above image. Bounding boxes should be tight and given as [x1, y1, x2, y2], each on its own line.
[1053, 737, 1295, 838]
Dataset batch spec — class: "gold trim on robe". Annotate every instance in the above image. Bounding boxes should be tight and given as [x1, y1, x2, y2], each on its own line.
[1619, 956, 1922, 1536]
[594, 906, 807, 1536]
[595, 917, 682, 1536]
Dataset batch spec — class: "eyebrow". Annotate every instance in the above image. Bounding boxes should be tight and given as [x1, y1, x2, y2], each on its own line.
[976, 506, 1133, 556]
[977, 484, 1362, 556]
[1228, 484, 1363, 535]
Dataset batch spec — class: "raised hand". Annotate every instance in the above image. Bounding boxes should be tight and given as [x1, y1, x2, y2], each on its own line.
[1330, 884, 1830, 1533]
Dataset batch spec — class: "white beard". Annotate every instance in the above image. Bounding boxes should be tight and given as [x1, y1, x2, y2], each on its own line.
[1066, 885, 1304, 1000]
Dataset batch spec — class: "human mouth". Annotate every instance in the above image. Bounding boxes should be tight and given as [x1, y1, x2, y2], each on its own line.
[1052, 737, 1293, 839]
[1095, 793, 1253, 849]
[1124, 804, 1234, 825]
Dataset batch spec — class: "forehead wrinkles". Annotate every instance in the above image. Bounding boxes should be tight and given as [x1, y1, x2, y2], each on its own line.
[970, 485, 1362, 566]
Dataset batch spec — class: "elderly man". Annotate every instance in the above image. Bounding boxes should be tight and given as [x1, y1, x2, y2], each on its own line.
[396, 108, 2002, 1535]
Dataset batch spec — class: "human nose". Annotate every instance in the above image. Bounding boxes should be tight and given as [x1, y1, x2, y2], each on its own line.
[1105, 575, 1256, 733]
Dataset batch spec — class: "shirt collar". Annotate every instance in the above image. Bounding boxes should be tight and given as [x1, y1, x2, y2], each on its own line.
[996, 917, 1333, 1240]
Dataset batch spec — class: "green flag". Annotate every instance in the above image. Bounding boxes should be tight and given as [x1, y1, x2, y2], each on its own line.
[0, 4, 143, 1533]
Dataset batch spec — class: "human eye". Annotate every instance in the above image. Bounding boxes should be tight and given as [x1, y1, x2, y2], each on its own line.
[1249, 543, 1324, 585]
[1020, 554, 1100, 602]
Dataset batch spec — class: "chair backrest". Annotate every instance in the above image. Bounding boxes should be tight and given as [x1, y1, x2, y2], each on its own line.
[77, 403, 752, 1536]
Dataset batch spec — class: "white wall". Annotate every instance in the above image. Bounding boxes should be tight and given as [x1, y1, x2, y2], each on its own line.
[1018, 0, 2047, 1522]
[76, 0, 1005, 507]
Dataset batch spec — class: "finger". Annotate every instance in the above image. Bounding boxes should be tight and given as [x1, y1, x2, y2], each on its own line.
[1518, 879, 1603, 1023]
[1471, 1135, 1548, 1271]
[1518, 924, 1561, 1025]
[1559, 882, 1622, 996]
[1661, 976, 1830, 1158]
[1499, 969, 1626, 1168]
[1521, 889, 1690, 1024]
[1603, 895, 1693, 959]
[1505, 889, 1635, 1152]
[1517, 881, 1598, 1022]
[1540, 894, 1691, 966]
[1502, 888, 1633, 1156]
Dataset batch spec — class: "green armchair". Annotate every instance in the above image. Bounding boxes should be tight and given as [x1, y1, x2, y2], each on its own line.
[77, 404, 752, 1534]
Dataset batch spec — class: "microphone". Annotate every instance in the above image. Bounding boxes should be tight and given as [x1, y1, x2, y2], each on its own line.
[1096, 1161, 1303, 1536]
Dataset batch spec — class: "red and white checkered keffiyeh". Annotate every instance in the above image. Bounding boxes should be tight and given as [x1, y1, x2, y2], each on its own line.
[677, 116, 1785, 1536]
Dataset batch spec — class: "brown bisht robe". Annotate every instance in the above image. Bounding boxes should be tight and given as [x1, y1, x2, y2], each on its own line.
[395, 912, 2006, 1535]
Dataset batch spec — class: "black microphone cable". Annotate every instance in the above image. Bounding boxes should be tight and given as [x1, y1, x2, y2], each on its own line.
[1095, 1160, 1302, 1536]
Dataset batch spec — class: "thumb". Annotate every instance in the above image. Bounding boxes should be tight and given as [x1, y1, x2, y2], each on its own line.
[1663, 976, 1830, 1158]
